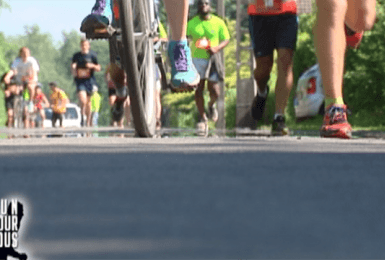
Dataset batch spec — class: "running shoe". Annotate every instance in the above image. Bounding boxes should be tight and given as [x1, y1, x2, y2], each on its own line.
[168, 40, 200, 91]
[320, 104, 352, 139]
[80, 0, 113, 33]
[251, 86, 269, 121]
[196, 118, 208, 137]
[271, 115, 290, 136]
[207, 103, 218, 122]
[345, 24, 363, 49]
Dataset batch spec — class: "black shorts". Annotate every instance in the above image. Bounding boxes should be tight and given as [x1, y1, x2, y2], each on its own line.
[52, 112, 64, 127]
[5, 95, 15, 110]
[108, 88, 116, 97]
[249, 14, 298, 58]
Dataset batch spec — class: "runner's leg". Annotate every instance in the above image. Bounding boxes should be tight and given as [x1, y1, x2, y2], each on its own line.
[274, 48, 294, 115]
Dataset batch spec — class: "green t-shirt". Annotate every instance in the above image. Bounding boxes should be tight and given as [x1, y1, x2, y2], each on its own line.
[187, 15, 230, 59]
[91, 91, 101, 112]
[159, 22, 167, 39]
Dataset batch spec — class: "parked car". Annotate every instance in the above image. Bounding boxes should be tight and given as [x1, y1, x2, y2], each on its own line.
[294, 64, 325, 121]
[41, 103, 82, 128]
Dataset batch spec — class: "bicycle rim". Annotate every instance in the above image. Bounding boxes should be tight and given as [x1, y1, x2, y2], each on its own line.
[118, 0, 156, 137]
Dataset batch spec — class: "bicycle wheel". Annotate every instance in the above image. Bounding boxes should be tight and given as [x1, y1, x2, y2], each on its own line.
[117, 0, 156, 137]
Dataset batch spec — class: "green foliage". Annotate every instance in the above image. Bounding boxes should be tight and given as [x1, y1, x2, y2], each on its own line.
[0, 25, 112, 127]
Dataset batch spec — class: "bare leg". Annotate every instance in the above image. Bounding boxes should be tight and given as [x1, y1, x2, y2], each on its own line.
[163, 0, 189, 41]
[124, 97, 131, 127]
[78, 90, 88, 125]
[275, 48, 294, 115]
[314, 0, 347, 100]
[85, 97, 92, 127]
[345, 0, 376, 32]
[195, 80, 207, 120]
[254, 55, 274, 93]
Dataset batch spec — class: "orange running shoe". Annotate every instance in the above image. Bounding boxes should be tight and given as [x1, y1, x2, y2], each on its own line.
[345, 24, 363, 49]
[320, 105, 352, 139]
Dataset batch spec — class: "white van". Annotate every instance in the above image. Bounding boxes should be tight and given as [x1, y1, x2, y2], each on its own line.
[42, 103, 82, 128]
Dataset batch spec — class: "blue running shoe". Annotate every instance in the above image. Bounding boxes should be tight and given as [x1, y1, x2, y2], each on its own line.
[168, 40, 200, 91]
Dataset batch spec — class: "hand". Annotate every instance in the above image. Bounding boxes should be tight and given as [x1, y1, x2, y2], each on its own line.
[85, 63, 95, 69]
[19, 253, 27, 260]
[207, 46, 219, 56]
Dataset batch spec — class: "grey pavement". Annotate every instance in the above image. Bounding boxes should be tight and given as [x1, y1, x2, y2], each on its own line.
[1, 135, 385, 259]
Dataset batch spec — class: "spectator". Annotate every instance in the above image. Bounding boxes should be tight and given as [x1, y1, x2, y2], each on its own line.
[49, 82, 69, 128]
[91, 87, 101, 127]
[187, 0, 230, 135]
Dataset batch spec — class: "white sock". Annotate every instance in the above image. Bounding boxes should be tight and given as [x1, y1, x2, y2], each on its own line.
[258, 88, 268, 98]
[274, 113, 284, 120]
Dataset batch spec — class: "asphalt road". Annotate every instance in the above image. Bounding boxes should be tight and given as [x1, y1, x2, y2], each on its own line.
[1, 135, 385, 259]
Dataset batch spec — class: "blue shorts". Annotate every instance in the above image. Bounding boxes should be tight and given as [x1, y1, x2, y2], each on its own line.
[249, 14, 298, 58]
[77, 83, 96, 96]
[192, 58, 219, 82]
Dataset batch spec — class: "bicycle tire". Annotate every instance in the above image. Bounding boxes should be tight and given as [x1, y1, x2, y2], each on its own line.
[117, 0, 156, 137]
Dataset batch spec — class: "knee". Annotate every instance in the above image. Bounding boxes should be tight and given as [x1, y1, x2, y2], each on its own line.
[195, 85, 205, 97]
[253, 68, 270, 83]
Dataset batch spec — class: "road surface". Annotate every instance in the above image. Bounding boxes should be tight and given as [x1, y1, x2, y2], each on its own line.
[1, 135, 385, 259]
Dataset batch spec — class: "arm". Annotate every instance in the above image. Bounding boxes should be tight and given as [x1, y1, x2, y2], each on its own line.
[3, 70, 16, 85]
[207, 39, 230, 55]
[71, 62, 78, 77]
[42, 95, 50, 108]
[86, 62, 101, 72]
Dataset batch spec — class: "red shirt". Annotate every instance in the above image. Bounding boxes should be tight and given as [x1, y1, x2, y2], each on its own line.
[248, 0, 297, 15]
[34, 93, 46, 110]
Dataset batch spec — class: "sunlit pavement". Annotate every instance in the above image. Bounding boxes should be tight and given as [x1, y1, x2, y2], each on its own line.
[1, 128, 385, 259]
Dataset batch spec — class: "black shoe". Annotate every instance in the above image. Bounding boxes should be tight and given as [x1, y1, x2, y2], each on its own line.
[251, 86, 269, 121]
[271, 115, 290, 136]
[80, 14, 110, 33]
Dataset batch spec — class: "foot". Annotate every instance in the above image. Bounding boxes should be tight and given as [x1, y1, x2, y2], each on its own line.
[271, 115, 290, 136]
[80, 14, 110, 33]
[80, 0, 113, 33]
[320, 104, 352, 139]
[251, 86, 269, 121]
[168, 40, 200, 92]
[196, 118, 208, 137]
[207, 103, 218, 122]
[345, 24, 363, 49]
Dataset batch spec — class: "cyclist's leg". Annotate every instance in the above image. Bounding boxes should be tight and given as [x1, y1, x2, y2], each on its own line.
[164, 0, 200, 90]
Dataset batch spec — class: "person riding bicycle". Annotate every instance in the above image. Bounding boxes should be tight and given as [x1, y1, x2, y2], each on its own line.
[80, 0, 200, 93]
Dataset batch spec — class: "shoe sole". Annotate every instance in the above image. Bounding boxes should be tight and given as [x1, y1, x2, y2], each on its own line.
[320, 129, 352, 139]
[196, 122, 208, 137]
[271, 129, 290, 136]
